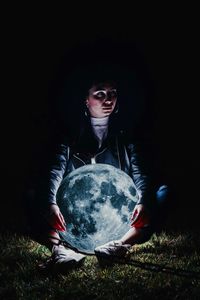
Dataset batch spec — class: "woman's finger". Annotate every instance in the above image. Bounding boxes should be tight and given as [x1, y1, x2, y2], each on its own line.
[131, 212, 150, 228]
[58, 213, 66, 231]
[48, 213, 66, 232]
[49, 218, 65, 232]
[59, 212, 66, 226]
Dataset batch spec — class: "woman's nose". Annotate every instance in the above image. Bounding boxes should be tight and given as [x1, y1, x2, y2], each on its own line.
[103, 100, 113, 106]
[104, 99, 112, 103]
[104, 95, 113, 103]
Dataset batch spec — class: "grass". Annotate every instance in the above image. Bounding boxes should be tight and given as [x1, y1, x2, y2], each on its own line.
[0, 230, 200, 300]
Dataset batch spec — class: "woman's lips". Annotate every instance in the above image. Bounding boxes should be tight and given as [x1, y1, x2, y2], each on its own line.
[102, 103, 114, 114]
[102, 104, 113, 110]
[102, 108, 113, 113]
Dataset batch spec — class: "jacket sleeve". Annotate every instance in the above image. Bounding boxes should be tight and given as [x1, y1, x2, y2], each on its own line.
[126, 142, 154, 208]
[43, 143, 69, 206]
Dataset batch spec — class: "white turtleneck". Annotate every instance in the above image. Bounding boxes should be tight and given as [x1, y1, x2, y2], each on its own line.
[90, 116, 109, 148]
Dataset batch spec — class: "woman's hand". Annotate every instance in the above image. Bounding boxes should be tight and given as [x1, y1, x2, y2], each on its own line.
[130, 204, 150, 229]
[45, 204, 66, 232]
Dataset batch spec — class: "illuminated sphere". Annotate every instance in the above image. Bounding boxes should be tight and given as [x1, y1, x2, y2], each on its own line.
[57, 163, 138, 254]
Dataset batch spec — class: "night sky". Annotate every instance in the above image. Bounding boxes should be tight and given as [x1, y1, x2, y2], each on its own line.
[2, 11, 199, 233]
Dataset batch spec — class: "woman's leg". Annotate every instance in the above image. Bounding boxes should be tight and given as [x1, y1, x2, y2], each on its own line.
[120, 227, 152, 245]
[120, 185, 169, 246]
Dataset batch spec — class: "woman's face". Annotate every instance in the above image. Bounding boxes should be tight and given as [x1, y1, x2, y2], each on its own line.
[86, 83, 117, 118]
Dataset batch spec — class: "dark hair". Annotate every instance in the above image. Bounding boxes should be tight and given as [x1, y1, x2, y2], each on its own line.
[65, 62, 120, 98]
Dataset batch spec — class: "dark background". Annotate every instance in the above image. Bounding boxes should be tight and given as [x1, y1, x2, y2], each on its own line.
[2, 10, 199, 234]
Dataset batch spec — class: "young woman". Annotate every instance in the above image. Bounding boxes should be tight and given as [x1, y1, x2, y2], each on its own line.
[31, 71, 168, 272]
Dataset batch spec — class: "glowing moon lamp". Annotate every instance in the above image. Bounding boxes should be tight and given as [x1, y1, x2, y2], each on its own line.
[56, 164, 138, 254]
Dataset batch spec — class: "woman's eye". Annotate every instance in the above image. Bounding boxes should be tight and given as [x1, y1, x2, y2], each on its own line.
[94, 92, 105, 99]
[110, 91, 117, 98]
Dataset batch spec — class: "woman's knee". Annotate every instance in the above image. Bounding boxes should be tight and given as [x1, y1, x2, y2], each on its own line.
[156, 185, 169, 206]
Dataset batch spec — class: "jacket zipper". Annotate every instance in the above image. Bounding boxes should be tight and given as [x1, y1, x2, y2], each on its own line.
[116, 136, 122, 170]
[91, 147, 108, 164]
[73, 154, 86, 165]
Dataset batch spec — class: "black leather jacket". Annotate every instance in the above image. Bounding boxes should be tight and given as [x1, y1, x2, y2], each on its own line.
[43, 115, 155, 209]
